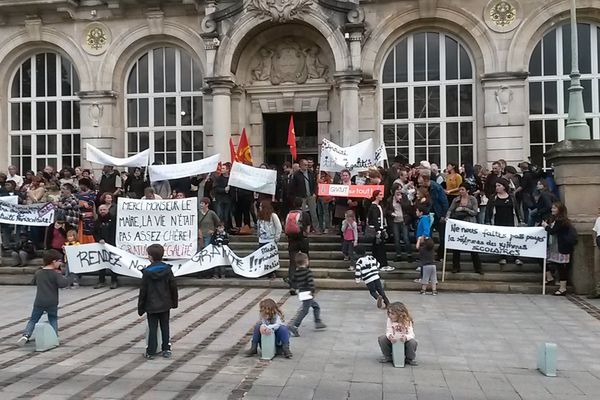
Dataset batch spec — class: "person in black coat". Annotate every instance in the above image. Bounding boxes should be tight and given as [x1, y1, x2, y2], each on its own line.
[290, 159, 319, 233]
[93, 204, 118, 289]
[138, 244, 178, 359]
[123, 167, 148, 199]
[367, 190, 393, 271]
[543, 202, 577, 296]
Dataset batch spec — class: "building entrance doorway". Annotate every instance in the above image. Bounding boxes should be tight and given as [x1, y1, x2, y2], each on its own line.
[263, 112, 318, 167]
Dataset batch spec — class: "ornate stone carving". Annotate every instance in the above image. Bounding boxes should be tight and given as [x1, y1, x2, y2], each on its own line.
[495, 86, 513, 114]
[483, 0, 521, 33]
[247, 0, 313, 22]
[489, 1, 516, 27]
[346, 7, 365, 24]
[83, 22, 110, 55]
[250, 38, 329, 85]
[89, 102, 103, 127]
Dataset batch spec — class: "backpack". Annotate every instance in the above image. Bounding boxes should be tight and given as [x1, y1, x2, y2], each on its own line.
[563, 223, 578, 252]
[285, 210, 303, 235]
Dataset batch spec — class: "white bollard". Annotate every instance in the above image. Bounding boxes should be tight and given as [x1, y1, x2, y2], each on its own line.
[260, 333, 276, 360]
[537, 342, 557, 377]
[392, 341, 405, 368]
[32, 314, 59, 352]
[145, 325, 162, 354]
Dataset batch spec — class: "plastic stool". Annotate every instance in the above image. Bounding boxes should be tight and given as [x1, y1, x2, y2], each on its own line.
[260, 333, 275, 360]
[145, 325, 162, 354]
[537, 342, 557, 377]
[32, 320, 59, 352]
[392, 341, 405, 368]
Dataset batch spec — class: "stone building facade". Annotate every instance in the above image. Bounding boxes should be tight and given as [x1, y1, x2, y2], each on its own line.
[0, 0, 599, 173]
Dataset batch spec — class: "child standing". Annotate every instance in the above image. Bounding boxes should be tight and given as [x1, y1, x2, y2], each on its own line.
[288, 252, 327, 337]
[414, 205, 432, 283]
[138, 244, 179, 359]
[211, 222, 229, 279]
[417, 237, 437, 295]
[378, 302, 418, 365]
[17, 249, 71, 345]
[341, 210, 358, 263]
[354, 246, 389, 309]
[62, 229, 81, 288]
[245, 298, 292, 358]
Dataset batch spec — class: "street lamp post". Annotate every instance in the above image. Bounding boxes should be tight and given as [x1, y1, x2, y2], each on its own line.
[565, 0, 590, 139]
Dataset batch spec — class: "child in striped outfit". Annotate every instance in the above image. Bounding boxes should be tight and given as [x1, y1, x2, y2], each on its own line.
[354, 246, 390, 309]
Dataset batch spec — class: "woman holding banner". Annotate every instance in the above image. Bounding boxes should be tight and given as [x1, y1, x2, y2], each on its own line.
[367, 190, 393, 272]
[447, 184, 483, 274]
[485, 178, 523, 267]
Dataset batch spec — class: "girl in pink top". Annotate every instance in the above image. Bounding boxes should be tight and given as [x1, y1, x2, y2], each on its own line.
[341, 210, 358, 264]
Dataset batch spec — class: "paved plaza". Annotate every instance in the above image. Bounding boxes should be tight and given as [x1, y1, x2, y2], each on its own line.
[1, 285, 600, 400]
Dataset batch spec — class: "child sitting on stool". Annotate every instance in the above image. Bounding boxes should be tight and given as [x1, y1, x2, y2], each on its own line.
[378, 302, 418, 366]
[245, 298, 292, 358]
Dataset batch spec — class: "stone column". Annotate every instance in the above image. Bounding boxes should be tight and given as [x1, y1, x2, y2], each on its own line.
[205, 77, 234, 161]
[546, 140, 600, 295]
[335, 72, 361, 146]
[481, 73, 528, 166]
[76, 90, 118, 171]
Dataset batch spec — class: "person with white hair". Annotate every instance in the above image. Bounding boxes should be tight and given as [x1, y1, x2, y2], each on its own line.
[7, 165, 23, 189]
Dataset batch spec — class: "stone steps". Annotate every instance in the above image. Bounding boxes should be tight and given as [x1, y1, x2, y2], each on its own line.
[0, 233, 544, 294]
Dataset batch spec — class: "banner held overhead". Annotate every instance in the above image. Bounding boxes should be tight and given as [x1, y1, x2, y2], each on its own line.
[228, 162, 277, 195]
[147, 154, 220, 182]
[86, 143, 150, 168]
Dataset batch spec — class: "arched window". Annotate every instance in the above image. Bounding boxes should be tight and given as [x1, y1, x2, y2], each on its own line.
[381, 32, 475, 167]
[528, 23, 600, 169]
[9, 53, 80, 173]
[126, 47, 203, 164]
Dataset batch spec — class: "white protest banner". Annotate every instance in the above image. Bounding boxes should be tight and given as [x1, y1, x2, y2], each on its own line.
[0, 195, 19, 205]
[65, 242, 280, 279]
[0, 202, 55, 226]
[116, 197, 198, 258]
[172, 242, 280, 278]
[444, 219, 547, 259]
[228, 162, 277, 195]
[319, 138, 386, 175]
[375, 143, 388, 164]
[64, 243, 145, 278]
[148, 154, 220, 182]
[86, 143, 150, 168]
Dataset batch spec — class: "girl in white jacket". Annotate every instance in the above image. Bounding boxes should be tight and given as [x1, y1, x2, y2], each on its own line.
[378, 302, 418, 365]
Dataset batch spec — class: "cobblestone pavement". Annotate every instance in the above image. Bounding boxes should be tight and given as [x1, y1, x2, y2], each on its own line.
[1, 285, 600, 400]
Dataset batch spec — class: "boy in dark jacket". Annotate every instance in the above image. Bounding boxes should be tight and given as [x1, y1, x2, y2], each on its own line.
[17, 249, 71, 345]
[288, 252, 326, 337]
[138, 244, 178, 359]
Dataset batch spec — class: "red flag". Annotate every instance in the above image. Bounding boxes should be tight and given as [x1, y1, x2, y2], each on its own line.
[229, 138, 237, 163]
[236, 128, 253, 165]
[287, 115, 297, 161]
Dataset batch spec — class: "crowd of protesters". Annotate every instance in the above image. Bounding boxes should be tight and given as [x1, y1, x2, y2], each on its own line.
[0, 154, 579, 295]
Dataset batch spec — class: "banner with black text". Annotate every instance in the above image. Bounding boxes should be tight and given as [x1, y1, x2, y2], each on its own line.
[64, 242, 280, 279]
[319, 138, 386, 175]
[444, 219, 547, 259]
[0, 202, 55, 226]
[116, 197, 198, 258]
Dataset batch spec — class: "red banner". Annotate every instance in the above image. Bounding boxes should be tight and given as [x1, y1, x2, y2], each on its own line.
[318, 184, 384, 199]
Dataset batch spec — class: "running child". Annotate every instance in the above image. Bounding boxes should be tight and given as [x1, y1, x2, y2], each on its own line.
[288, 252, 327, 336]
[354, 245, 389, 309]
[245, 298, 292, 358]
[17, 249, 71, 345]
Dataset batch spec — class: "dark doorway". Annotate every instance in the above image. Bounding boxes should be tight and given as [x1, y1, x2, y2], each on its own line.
[263, 112, 318, 167]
